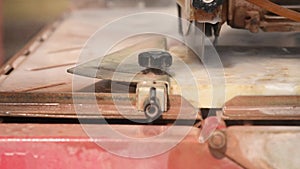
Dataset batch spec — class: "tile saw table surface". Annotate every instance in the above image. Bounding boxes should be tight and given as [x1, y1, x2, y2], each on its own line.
[0, 8, 299, 108]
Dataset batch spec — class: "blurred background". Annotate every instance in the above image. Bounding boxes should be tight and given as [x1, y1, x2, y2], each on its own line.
[0, 0, 175, 66]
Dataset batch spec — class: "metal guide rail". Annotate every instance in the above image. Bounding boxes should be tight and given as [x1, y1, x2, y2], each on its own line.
[0, 92, 200, 122]
[1, 92, 300, 121]
[222, 95, 300, 120]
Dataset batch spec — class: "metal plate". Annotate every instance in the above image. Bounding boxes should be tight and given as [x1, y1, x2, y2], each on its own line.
[67, 36, 167, 82]
[223, 95, 300, 120]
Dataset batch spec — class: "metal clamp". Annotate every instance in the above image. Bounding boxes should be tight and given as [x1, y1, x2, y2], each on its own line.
[136, 51, 172, 122]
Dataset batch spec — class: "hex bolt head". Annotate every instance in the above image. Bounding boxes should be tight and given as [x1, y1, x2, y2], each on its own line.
[138, 51, 172, 70]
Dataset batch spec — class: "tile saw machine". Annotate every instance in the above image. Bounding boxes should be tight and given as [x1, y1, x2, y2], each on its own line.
[0, 0, 300, 168]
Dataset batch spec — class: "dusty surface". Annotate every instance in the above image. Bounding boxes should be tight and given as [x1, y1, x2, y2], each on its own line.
[0, 8, 299, 108]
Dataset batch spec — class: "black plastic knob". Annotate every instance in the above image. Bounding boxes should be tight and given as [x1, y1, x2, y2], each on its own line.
[192, 0, 223, 13]
[138, 51, 172, 70]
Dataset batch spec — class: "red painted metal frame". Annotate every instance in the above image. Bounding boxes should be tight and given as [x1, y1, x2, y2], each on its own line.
[0, 124, 241, 169]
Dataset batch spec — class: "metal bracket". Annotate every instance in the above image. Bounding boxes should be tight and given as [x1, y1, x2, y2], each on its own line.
[136, 80, 169, 119]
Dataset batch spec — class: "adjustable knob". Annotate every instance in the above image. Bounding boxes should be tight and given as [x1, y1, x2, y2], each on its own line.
[192, 0, 223, 13]
[138, 51, 172, 70]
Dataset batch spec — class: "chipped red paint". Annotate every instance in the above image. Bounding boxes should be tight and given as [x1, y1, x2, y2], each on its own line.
[0, 124, 241, 169]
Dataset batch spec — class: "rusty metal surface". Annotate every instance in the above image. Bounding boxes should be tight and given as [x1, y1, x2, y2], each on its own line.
[177, 0, 300, 33]
[222, 96, 300, 120]
[0, 124, 242, 169]
[177, 0, 226, 23]
[224, 126, 300, 169]
[245, 0, 300, 22]
[228, 0, 300, 32]
[0, 92, 200, 120]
